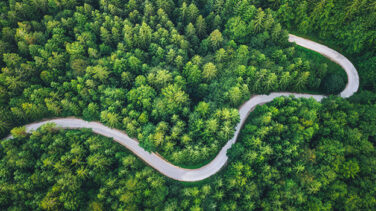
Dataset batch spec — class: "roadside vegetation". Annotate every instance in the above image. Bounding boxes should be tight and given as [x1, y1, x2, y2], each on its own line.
[1, 0, 375, 210]
[2, 96, 375, 210]
[0, 0, 340, 167]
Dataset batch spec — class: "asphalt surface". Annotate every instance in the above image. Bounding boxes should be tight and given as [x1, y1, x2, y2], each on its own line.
[4, 35, 359, 182]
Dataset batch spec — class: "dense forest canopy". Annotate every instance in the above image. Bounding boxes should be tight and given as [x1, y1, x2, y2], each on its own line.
[252, 0, 376, 91]
[0, 0, 345, 166]
[2, 96, 375, 210]
[1, 0, 375, 210]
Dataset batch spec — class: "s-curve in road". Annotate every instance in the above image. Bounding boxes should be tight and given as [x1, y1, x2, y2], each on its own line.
[4, 35, 359, 182]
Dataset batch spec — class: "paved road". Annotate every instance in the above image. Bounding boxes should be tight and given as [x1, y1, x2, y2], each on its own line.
[4, 35, 359, 182]
[288, 35, 359, 98]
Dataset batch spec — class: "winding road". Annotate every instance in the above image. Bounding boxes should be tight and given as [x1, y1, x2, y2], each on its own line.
[4, 35, 359, 182]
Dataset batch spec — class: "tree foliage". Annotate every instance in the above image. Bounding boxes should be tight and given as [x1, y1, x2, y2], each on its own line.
[0, 2, 375, 210]
[2, 96, 375, 210]
[0, 0, 340, 167]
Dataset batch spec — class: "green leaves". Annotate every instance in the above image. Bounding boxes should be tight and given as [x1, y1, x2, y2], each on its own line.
[10, 126, 27, 138]
[127, 85, 156, 111]
[160, 84, 189, 114]
[209, 29, 223, 50]
[100, 111, 120, 128]
[202, 62, 217, 81]
[341, 160, 360, 179]
[137, 22, 152, 49]
[85, 65, 109, 82]
[225, 16, 248, 42]
[66, 42, 85, 57]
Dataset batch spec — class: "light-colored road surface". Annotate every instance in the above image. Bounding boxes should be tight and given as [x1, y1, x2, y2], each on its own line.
[288, 35, 359, 98]
[4, 35, 359, 182]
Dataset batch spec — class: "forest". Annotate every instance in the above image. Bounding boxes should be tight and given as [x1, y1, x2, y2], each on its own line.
[0, 0, 375, 210]
[2, 96, 375, 210]
[252, 0, 376, 91]
[0, 0, 346, 167]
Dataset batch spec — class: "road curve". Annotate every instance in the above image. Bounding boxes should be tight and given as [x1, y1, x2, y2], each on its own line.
[4, 35, 359, 182]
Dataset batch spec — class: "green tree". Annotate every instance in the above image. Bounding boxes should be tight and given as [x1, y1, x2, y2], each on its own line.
[321, 73, 345, 94]
[86, 65, 109, 82]
[161, 84, 189, 114]
[147, 69, 172, 89]
[187, 3, 199, 24]
[138, 22, 152, 49]
[228, 86, 242, 106]
[202, 62, 217, 81]
[195, 15, 207, 38]
[209, 30, 223, 50]
[341, 160, 360, 179]
[254, 8, 265, 32]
